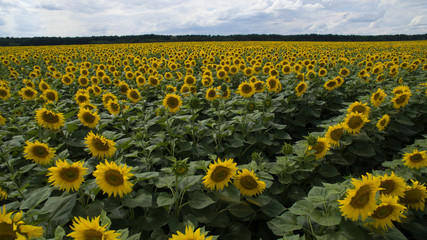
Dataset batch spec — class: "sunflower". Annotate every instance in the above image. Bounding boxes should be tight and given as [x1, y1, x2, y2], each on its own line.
[0, 205, 44, 239]
[23, 140, 56, 165]
[325, 124, 344, 147]
[93, 160, 133, 198]
[106, 100, 121, 116]
[0, 86, 11, 100]
[308, 137, 330, 159]
[38, 80, 50, 92]
[399, 180, 427, 211]
[392, 85, 410, 95]
[347, 101, 370, 117]
[68, 216, 120, 240]
[0, 187, 7, 200]
[342, 112, 369, 134]
[338, 173, 381, 221]
[75, 92, 91, 105]
[371, 88, 387, 107]
[92, 85, 102, 96]
[237, 81, 255, 98]
[282, 65, 292, 74]
[202, 158, 238, 191]
[43, 89, 58, 103]
[163, 93, 182, 113]
[80, 103, 97, 111]
[205, 87, 218, 101]
[169, 225, 213, 240]
[392, 93, 411, 109]
[47, 159, 88, 192]
[180, 84, 191, 97]
[84, 131, 116, 159]
[379, 172, 407, 198]
[243, 67, 254, 77]
[318, 68, 327, 77]
[127, 88, 142, 103]
[233, 169, 266, 197]
[166, 85, 177, 93]
[402, 149, 427, 169]
[20, 87, 37, 100]
[78, 108, 100, 128]
[376, 114, 390, 131]
[339, 67, 350, 77]
[136, 76, 146, 86]
[35, 108, 65, 130]
[221, 87, 231, 99]
[148, 76, 160, 87]
[184, 75, 196, 85]
[335, 76, 344, 87]
[266, 77, 282, 93]
[102, 92, 118, 107]
[295, 81, 308, 97]
[62, 74, 74, 85]
[324, 79, 338, 91]
[78, 76, 89, 87]
[367, 195, 406, 231]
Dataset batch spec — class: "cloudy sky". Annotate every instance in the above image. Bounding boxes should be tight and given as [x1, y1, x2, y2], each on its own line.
[0, 0, 426, 37]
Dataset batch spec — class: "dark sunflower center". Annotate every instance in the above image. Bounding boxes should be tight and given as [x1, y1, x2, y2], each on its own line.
[211, 166, 230, 182]
[240, 175, 258, 190]
[104, 96, 114, 103]
[254, 82, 263, 90]
[208, 90, 216, 98]
[269, 80, 277, 89]
[410, 153, 423, 163]
[63, 77, 71, 83]
[0, 89, 7, 97]
[242, 84, 252, 94]
[32, 145, 49, 158]
[350, 185, 371, 208]
[167, 97, 179, 108]
[341, 69, 348, 75]
[46, 92, 56, 101]
[380, 180, 395, 195]
[348, 116, 363, 129]
[80, 78, 88, 85]
[327, 81, 336, 87]
[150, 79, 158, 85]
[371, 205, 393, 219]
[400, 188, 422, 204]
[78, 95, 88, 103]
[283, 66, 291, 72]
[110, 102, 119, 111]
[0, 222, 16, 240]
[105, 169, 124, 186]
[93, 138, 110, 151]
[352, 105, 366, 114]
[320, 70, 326, 75]
[60, 167, 80, 182]
[83, 112, 96, 123]
[24, 89, 34, 97]
[373, 93, 380, 100]
[297, 84, 305, 92]
[42, 111, 59, 123]
[395, 95, 407, 104]
[313, 141, 325, 155]
[330, 128, 343, 141]
[83, 229, 103, 240]
[186, 77, 195, 85]
[130, 91, 139, 99]
[380, 119, 387, 126]
[120, 85, 128, 93]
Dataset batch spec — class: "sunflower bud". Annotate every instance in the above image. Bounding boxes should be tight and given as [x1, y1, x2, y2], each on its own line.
[307, 135, 317, 146]
[251, 152, 262, 162]
[172, 160, 189, 176]
[247, 101, 256, 112]
[264, 98, 272, 108]
[189, 95, 200, 109]
[281, 143, 293, 155]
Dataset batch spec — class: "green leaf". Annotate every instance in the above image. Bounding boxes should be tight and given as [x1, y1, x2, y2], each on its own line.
[135, 171, 159, 180]
[317, 163, 340, 178]
[267, 211, 303, 236]
[54, 226, 66, 240]
[42, 194, 77, 225]
[123, 189, 152, 208]
[189, 191, 215, 209]
[310, 208, 341, 226]
[383, 227, 407, 240]
[228, 202, 256, 220]
[177, 175, 202, 190]
[156, 192, 175, 207]
[117, 229, 129, 240]
[261, 198, 286, 217]
[20, 186, 53, 210]
[138, 208, 170, 231]
[349, 141, 376, 157]
[214, 185, 240, 202]
[283, 235, 306, 240]
[100, 209, 112, 228]
[288, 200, 313, 215]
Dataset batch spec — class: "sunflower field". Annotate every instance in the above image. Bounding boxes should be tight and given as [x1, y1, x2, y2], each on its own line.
[1, 40, 427, 240]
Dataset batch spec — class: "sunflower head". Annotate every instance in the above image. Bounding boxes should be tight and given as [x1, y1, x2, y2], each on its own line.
[238, 81, 255, 98]
[127, 88, 142, 103]
[308, 137, 330, 159]
[399, 180, 427, 211]
[325, 124, 344, 147]
[0, 206, 44, 239]
[170, 225, 213, 240]
[202, 158, 238, 191]
[47, 159, 88, 192]
[68, 216, 121, 240]
[163, 93, 182, 113]
[35, 108, 65, 130]
[78, 108, 100, 128]
[379, 172, 407, 198]
[347, 101, 370, 117]
[23, 140, 56, 165]
[342, 112, 369, 135]
[93, 160, 134, 198]
[84, 131, 116, 159]
[20, 87, 37, 100]
[338, 173, 381, 221]
[376, 114, 390, 131]
[402, 149, 427, 169]
[233, 169, 266, 197]
[392, 93, 411, 109]
[367, 195, 406, 231]
[295, 81, 308, 97]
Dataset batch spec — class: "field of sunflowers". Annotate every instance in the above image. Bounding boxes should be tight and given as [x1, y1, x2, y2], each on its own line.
[0, 40, 427, 240]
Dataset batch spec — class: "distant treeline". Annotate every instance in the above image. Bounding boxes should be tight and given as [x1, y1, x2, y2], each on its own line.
[1, 33, 427, 46]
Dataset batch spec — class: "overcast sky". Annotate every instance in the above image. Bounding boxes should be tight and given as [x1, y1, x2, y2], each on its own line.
[0, 0, 426, 37]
